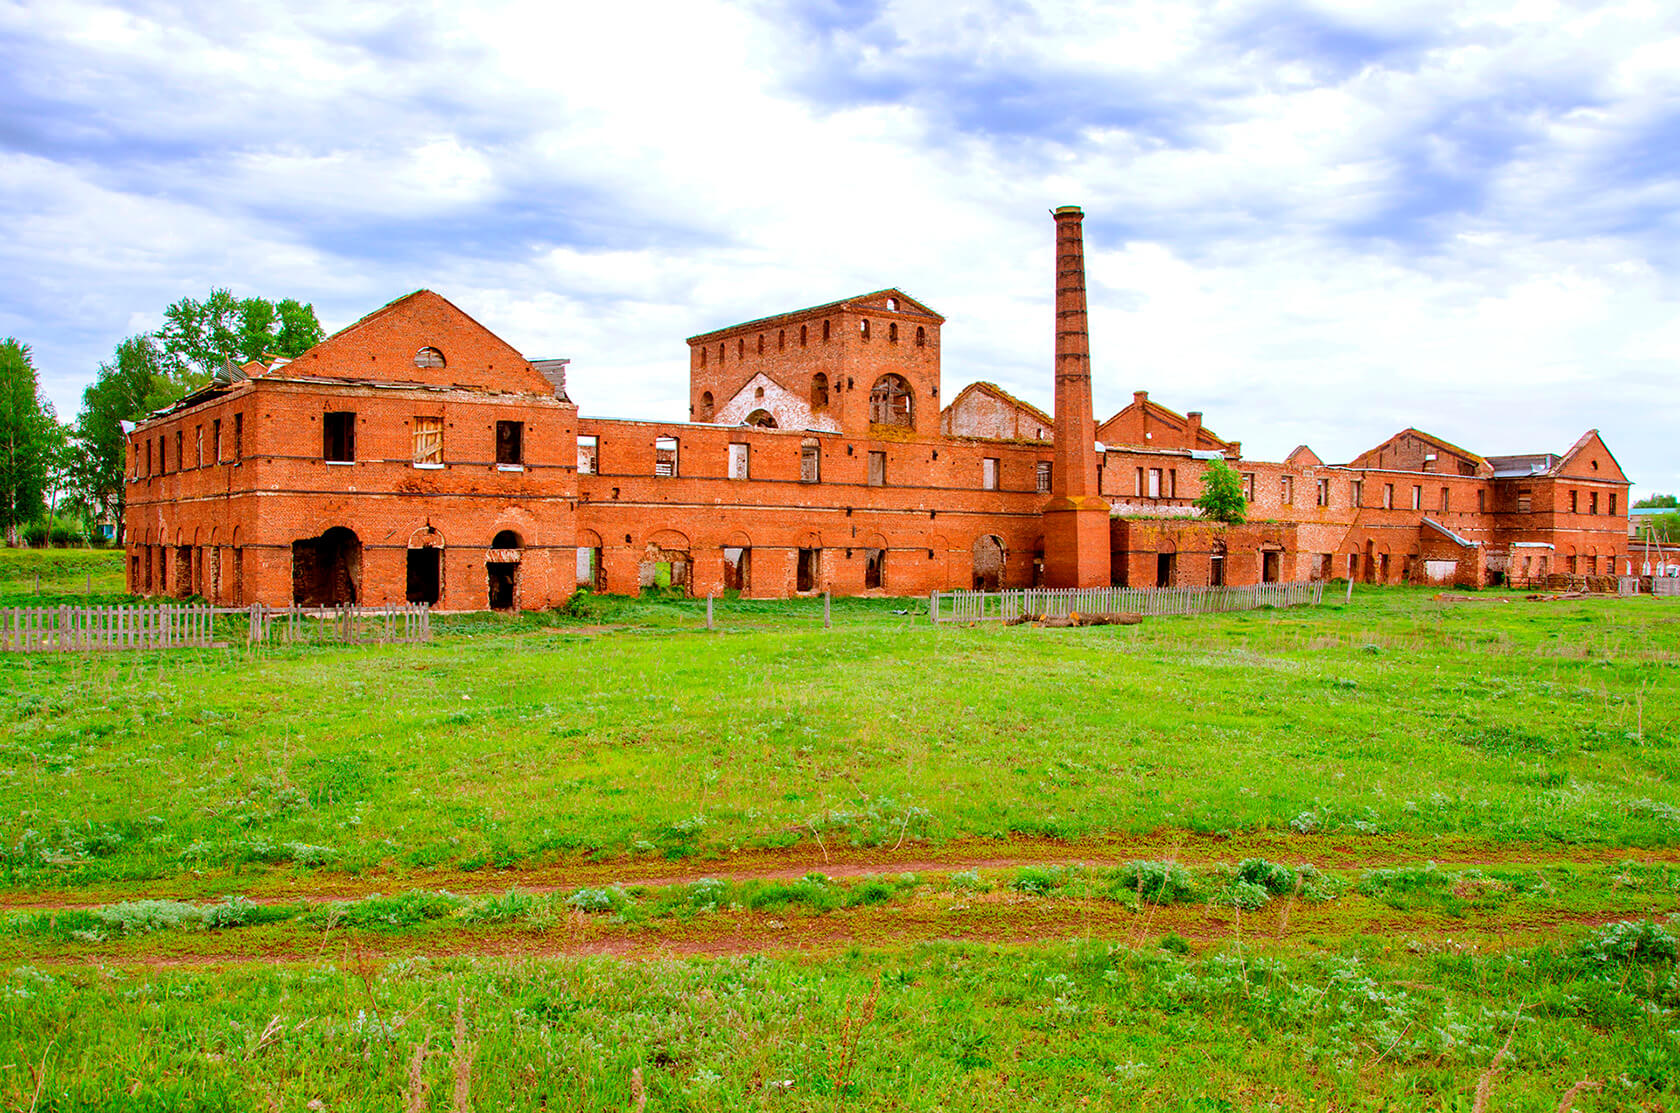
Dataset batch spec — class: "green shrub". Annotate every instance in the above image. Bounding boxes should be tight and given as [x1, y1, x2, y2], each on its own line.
[462, 889, 540, 924]
[309, 891, 465, 930]
[564, 887, 628, 914]
[1579, 920, 1678, 967]
[1114, 860, 1197, 904]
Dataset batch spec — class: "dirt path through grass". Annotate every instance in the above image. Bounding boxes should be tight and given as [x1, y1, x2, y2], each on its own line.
[6, 831, 1677, 910]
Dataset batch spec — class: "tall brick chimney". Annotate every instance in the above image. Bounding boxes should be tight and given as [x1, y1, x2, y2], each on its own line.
[1042, 206, 1111, 589]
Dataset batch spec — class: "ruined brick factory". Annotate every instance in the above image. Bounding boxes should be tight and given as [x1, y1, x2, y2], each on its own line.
[123, 208, 1633, 610]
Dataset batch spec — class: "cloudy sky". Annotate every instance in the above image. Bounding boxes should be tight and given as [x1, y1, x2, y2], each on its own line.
[3, 0, 1677, 491]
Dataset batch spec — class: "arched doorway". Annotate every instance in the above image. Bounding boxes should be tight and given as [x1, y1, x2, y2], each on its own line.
[487, 530, 521, 611]
[639, 530, 692, 596]
[407, 526, 444, 605]
[292, 527, 362, 605]
[972, 535, 1004, 591]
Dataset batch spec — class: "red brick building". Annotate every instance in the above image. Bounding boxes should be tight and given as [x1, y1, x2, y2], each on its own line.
[124, 212, 1632, 609]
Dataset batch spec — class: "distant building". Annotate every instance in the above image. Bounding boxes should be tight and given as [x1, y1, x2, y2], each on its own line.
[124, 216, 1632, 609]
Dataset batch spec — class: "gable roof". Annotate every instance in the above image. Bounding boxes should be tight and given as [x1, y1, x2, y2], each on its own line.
[1554, 429, 1629, 482]
[1284, 444, 1322, 468]
[274, 289, 554, 395]
[942, 381, 1053, 428]
[1349, 427, 1487, 470]
[1096, 392, 1232, 451]
[687, 287, 943, 343]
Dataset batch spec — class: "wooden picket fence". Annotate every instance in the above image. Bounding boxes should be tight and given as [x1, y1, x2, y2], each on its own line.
[930, 581, 1325, 624]
[0, 603, 430, 653]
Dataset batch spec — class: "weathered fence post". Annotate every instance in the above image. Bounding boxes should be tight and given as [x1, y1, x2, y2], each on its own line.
[706, 593, 714, 631]
[824, 591, 832, 628]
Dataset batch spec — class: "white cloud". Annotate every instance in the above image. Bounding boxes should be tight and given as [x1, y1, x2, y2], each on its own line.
[1, 0, 1675, 493]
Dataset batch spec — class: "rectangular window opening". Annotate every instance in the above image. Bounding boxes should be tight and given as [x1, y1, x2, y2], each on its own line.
[1036, 461, 1052, 493]
[577, 434, 598, 475]
[729, 442, 751, 480]
[982, 457, 999, 490]
[496, 420, 524, 465]
[323, 412, 355, 462]
[801, 443, 820, 483]
[868, 450, 886, 487]
[654, 435, 679, 477]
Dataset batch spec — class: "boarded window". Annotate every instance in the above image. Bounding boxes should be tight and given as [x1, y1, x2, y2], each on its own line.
[729, 442, 750, 479]
[496, 421, 524, 465]
[413, 416, 443, 465]
[1036, 461, 1051, 492]
[655, 436, 679, 477]
[1520, 489, 1534, 514]
[868, 450, 886, 487]
[414, 346, 446, 369]
[577, 434, 598, 475]
[323, 412, 354, 462]
[801, 442, 820, 483]
[982, 457, 999, 490]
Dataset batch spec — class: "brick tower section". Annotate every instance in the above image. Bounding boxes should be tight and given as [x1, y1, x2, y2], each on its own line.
[1042, 205, 1112, 588]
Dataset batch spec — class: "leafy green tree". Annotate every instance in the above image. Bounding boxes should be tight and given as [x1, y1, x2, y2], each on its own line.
[0, 338, 52, 546]
[1194, 457, 1248, 524]
[72, 335, 170, 535]
[1634, 493, 1677, 509]
[157, 289, 324, 392]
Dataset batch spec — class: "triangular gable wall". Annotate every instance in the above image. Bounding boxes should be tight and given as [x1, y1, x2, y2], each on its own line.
[280, 290, 553, 394]
[1554, 430, 1628, 483]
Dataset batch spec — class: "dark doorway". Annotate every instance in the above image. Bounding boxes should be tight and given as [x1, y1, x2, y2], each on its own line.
[972, 535, 1004, 591]
[797, 548, 819, 592]
[863, 548, 885, 590]
[1378, 553, 1391, 583]
[407, 548, 441, 604]
[292, 527, 361, 605]
[1156, 552, 1176, 588]
[1262, 550, 1280, 583]
[1210, 549, 1226, 586]
[723, 547, 751, 593]
[487, 529, 521, 611]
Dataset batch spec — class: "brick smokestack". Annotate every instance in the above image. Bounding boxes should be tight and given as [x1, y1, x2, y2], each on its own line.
[1042, 205, 1111, 589]
[1053, 207, 1099, 499]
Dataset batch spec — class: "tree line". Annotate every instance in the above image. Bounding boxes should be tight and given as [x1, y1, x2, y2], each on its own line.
[0, 290, 324, 546]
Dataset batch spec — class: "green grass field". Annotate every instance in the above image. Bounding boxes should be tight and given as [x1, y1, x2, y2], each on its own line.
[1, 548, 1676, 1110]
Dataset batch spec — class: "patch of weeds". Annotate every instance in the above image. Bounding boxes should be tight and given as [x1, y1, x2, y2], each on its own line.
[1358, 864, 1461, 914]
[1113, 860, 1197, 904]
[1159, 933, 1190, 954]
[460, 888, 540, 924]
[307, 890, 465, 930]
[949, 869, 989, 892]
[7, 896, 279, 942]
[1456, 723, 1559, 757]
[1579, 920, 1678, 967]
[564, 886, 629, 914]
[744, 874, 841, 914]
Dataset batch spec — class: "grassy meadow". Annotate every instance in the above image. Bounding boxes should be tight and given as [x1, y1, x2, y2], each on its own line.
[1, 548, 1678, 1110]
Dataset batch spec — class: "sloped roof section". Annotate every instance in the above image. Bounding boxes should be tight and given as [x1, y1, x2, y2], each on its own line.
[687, 288, 943, 343]
[275, 290, 553, 394]
[1096, 391, 1232, 452]
[940, 381, 1054, 441]
[1347, 428, 1489, 475]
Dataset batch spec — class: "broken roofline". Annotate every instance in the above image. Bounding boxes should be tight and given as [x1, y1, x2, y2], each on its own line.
[943, 381, 1054, 429]
[685, 289, 944, 344]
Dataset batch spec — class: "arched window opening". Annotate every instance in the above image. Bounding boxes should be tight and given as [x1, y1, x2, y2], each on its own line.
[700, 347, 707, 368]
[699, 391, 714, 421]
[737, 337, 744, 358]
[491, 530, 522, 550]
[414, 347, 446, 369]
[869, 374, 914, 427]
[886, 297, 898, 311]
[755, 386, 765, 401]
[719, 343, 726, 363]
[811, 372, 829, 410]
[800, 324, 808, 347]
[860, 319, 870, 339]
[745, 409, 777, 428]
[888, 322, 898, 343]
[757, 334, 764, 354]
[916, 326, 926, 347]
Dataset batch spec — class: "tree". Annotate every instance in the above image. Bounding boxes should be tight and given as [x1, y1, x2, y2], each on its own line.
[1194, 457, 1247, 524]
[157, 289, 324, 393]
[0, 338, 51, 546]
[72, 335, 169, 536]
[1634, 493, 1677, 509]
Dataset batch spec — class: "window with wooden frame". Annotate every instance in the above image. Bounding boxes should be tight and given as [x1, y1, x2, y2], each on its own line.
[1036, 461, 1051, 493]
[800, 441, 820, 483]
[413, 416, 444, 466]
